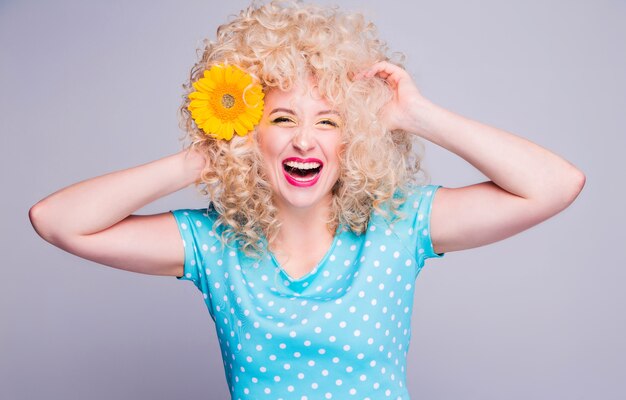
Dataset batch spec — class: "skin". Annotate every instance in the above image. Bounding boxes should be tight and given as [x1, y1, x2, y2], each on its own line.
[355, 61, 586, 254]
[256, 80, 344, 279]
[28, 62, 585, 279]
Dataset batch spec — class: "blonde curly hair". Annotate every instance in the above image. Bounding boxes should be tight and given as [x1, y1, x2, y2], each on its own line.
[179, 0, 428, 257]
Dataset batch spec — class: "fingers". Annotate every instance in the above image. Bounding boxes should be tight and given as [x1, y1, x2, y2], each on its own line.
[352, 61, 408, 86]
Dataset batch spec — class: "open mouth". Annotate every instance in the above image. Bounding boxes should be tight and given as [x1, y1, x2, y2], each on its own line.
[282, 158, 323, 186]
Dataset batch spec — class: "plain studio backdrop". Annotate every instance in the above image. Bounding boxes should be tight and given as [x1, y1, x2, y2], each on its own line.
[2, 0, 624, 399]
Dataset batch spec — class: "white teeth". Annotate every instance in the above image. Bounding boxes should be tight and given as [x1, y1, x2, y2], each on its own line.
[284, 161, 321, 170]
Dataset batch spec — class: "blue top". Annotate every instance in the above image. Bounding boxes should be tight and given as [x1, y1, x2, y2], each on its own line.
[171, 184, 444, 400]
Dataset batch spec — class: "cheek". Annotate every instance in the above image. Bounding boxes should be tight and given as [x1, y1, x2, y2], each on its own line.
[256, 131, 285, 178]
[256, 130, 276, 159]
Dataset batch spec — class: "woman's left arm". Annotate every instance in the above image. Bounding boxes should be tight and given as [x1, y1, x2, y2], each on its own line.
[356, 61, 586, 254]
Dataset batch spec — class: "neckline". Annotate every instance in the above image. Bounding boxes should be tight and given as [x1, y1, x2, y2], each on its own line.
[268, 224, 344, 282]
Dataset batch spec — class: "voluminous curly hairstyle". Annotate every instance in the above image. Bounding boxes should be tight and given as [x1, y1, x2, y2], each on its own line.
[179, 0, 428, 257]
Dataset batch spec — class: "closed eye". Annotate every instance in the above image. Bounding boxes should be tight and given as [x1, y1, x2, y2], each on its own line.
[271, 116, 296, 125]
[318, 119, 339, 128]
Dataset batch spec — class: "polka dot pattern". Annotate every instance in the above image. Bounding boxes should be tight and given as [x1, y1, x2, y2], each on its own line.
[170, 185, 444, 399]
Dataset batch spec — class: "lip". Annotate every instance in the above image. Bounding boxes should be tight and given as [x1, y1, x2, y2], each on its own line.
[282, 157, 323, 187]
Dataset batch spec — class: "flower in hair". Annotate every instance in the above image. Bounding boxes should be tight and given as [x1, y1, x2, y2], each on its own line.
[188, 64, 264, 140]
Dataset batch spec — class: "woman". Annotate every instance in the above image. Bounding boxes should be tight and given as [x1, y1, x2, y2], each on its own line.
[29, 1, 585, 399]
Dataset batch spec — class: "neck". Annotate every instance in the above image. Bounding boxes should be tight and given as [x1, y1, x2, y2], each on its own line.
[273, 198, 336, 255]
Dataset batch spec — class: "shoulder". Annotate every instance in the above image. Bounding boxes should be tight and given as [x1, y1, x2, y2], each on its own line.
[367, 184, 441, 232]
[393, 184, 442, 215]
[170, 204, 221, 235]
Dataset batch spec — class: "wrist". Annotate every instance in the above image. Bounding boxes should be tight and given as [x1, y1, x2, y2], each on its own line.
[406, 98, 447, 142]
[177, 148, 207, 186]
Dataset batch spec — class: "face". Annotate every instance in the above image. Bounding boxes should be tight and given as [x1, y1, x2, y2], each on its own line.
[256, 78, 343, 214]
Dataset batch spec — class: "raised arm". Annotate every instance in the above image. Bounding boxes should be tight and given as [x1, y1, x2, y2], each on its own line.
[355, 61, 586, 254]
[29, 148, 207, 276]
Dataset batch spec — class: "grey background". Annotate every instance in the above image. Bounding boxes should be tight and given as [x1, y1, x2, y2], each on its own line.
[2, 0, 624, 399]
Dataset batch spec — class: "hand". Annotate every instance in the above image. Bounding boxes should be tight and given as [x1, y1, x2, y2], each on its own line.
[353, 61, 431, 134]
[181, 147, 208, 184]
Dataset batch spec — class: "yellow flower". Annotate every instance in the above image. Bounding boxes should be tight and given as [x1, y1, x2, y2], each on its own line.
[188, 64, 264, 140]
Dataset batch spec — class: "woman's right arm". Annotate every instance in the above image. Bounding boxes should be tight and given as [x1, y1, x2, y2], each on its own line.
[28, 148, 207, 277]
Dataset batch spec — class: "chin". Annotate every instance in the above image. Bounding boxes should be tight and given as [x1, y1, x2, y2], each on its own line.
[278, 189, 328, 210]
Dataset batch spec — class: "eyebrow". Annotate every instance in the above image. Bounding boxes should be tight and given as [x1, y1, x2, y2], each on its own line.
[268, 108, 340, 116]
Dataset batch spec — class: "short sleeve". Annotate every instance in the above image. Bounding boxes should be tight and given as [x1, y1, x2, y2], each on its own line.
[169, 208, 220, 292]
[405, 185, 445, 271]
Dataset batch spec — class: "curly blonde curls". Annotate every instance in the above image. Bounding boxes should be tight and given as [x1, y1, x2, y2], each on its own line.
[178, 0, 429, 257]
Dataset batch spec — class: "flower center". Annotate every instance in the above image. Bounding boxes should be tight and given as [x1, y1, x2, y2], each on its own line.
[221, 94, 235, 109]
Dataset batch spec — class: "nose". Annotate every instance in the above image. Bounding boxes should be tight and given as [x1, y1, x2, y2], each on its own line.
[292, 127, 315, 152]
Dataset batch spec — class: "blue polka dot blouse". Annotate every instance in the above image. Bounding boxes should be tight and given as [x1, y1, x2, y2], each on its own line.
[171, 184, 444, 400]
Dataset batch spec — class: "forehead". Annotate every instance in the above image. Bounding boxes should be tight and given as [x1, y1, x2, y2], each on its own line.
[264, 79, 334, 113]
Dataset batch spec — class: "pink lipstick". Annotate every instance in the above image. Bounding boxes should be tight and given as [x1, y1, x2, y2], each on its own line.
[282, 157, 323, 187]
